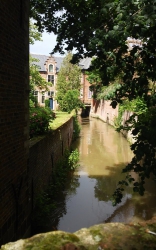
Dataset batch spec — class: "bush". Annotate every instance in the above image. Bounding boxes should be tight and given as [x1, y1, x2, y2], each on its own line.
[68, 149, 80, 170]
[29, 106, 55, 138]
[113, 97, 147, 131]
[45, 99, 50, 108]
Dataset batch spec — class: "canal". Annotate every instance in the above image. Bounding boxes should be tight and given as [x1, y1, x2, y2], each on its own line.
[36, 117, 156, 234]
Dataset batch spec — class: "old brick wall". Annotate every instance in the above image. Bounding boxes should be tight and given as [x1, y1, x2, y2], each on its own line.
[29, 118, 73, 209]
[90, 99, 135, 142]
[90, 99, 119, 125]
[80, 72, 92, 105]
[0, 0, 30, 246]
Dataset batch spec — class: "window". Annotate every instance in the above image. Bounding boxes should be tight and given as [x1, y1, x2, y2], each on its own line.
[80, 88, 83, 98]
[47, 91, 54, 96]
[42, 91, 45, 103]
[88, 88, 92, 99]
[49, 64, 53, 73]
[33, 91, 38, 102]
[48, 75, 54, 85]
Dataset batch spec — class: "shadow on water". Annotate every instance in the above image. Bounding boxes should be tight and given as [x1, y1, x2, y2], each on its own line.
[33, 116, 156, 234]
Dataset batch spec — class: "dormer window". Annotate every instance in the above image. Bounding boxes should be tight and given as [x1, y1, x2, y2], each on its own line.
[49, 64, 53, 73]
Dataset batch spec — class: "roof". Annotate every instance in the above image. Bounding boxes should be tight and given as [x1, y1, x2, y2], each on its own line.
[79, 57, 92, 70]
[30, 54, 92, 72]
[30, 54, 64, 72]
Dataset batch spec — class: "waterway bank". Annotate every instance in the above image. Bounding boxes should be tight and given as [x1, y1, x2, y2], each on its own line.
[32, 117, 156, 235]
[2, 117, 156, 249]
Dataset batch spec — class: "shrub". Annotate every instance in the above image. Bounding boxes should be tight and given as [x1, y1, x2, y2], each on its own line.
[68, 149, 80, 170]
[29, 106, 55, 138]
[113, 97, 147, 131]
[45, 99, 50, 108]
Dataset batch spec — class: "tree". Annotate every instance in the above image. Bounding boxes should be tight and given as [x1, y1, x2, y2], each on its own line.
[30, 0, 156, 92]
[30, 0, 156, 203]
[29, 56, 50, 107]
[29, 21, 50, 107]
[56, 52, 83, 112]
[62, 89, 83, 113]
[29, 19, 42, 45]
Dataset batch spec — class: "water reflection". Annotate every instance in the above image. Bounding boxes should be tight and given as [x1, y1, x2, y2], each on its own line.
[50, 117, 156, 233]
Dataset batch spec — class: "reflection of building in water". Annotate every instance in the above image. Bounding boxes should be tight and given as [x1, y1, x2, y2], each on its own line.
[79, 118, 133, 174]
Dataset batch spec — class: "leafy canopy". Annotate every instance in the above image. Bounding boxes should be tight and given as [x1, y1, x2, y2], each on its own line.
[30, 0, 156, 97]
[29, 19, 42, 45]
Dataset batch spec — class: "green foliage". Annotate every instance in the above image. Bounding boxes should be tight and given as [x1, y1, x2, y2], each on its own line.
[72, 115, 81, 141]
[29, 21, 49, 108]
[30, 0, 156, 103]
[32, 149, 80, 227]
[120, 97, 148, 115]
[45, 99, 50, 108]
[86, 68, 102, 99]
[68, 149, 80, 171]
[55, 52, 83, 112]
[59, 90, 84, 113]
[29, 19, 42, 45]
[29, 56, 50, 92]
[98, 81, 122, 101]
[51, 149, 80, 191]
[29, 107, 54, 138]
[113, 110, 123, 130]
[112, 106, 156, 205]
[113, 97, 148, 130]
[29, 56, 50, 106]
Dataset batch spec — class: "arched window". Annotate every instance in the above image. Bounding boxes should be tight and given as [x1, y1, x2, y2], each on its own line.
[49, 64, 53, 72]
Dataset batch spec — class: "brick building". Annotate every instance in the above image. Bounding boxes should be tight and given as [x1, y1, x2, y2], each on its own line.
[31, 54, 64, 109]
[31, 54, 92, 111]
[79, 57, 92, 106]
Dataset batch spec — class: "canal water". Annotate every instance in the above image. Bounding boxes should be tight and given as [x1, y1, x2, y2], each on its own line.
[46, 117, 156, 233]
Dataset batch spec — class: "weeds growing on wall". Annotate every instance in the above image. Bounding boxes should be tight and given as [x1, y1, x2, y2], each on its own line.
[72, 115, 81, 141]
[32, 148, 79, 231]
[113, 97, 147, 131]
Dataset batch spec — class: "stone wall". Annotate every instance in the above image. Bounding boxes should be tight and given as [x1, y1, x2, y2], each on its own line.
[2, 217, 156, 249]
[0, 0, 29, 246]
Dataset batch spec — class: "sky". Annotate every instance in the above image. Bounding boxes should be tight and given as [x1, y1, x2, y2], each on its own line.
[29, 31, 63, 56]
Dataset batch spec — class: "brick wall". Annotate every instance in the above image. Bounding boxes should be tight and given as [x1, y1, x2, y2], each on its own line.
[0, 0, 30, 246]
[29, 118, 73, 205]
[0, 1, 74, 246]
[90, 99, 119, 125]
[90, 99, 135, 143]
[80, 72, 92, 105]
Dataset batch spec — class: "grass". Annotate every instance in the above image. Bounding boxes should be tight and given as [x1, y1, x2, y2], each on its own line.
[50, 111, 73, 130]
